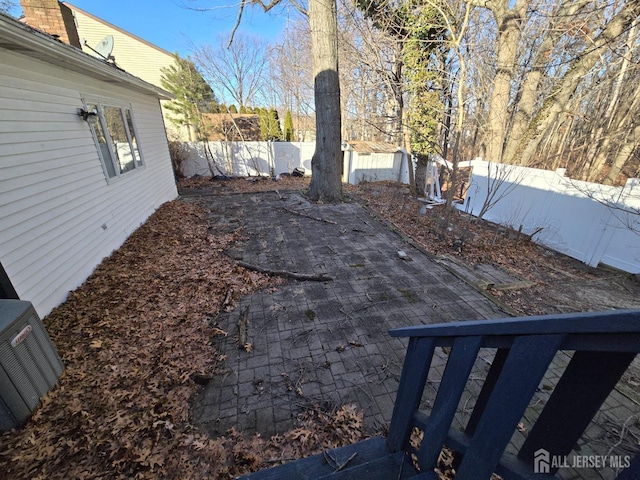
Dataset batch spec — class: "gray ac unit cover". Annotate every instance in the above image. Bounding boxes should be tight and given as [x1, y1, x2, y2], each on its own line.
[0, 300, 63, 431]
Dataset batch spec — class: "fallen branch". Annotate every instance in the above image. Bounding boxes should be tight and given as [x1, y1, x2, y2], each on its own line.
[222, 287, 233, 309]
[265, 457, 298, 464]
[237, 260, 333, 282]
[238, 305, 249, 348]
[281, 207, 337, 225]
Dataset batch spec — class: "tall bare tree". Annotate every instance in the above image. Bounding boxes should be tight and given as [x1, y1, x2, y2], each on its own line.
[205, 0, 343, 201]
[429, 0, 472, 209]
[194, 33, 268, 110]
[457, 0, 640, 186]
[269, 19, 315, 139]
[508, 1, 640, 168]
[472, 0, 530, 164]
[500, 0, 592, 165]
[339, 0, 408, 145]
[307, 0, 343, 202]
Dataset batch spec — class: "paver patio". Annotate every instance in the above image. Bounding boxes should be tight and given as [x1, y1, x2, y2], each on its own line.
[186, 189, 639, 480]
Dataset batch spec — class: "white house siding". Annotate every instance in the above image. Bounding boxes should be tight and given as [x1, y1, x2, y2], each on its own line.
[66, 5, 175, 88]
[64, 4, 185, 140]
[0, 47, 178, 318]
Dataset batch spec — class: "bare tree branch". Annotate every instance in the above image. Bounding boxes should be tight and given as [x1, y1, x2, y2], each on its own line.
[228, 0, 247, 47]
[227, 0, 308, 47]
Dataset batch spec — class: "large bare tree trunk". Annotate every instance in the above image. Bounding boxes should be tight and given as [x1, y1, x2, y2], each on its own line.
[446, 43, 468, 211]
[308, 0, 343, 203]
[479, 0, 529, 164]
[606, 124, 640, 184]
[502, 0, 590, 164]
[586, 22, 638, 182]
[437, 1, 472, 211]
[390, 40, 404, 145]
[512, 0, 640, 166]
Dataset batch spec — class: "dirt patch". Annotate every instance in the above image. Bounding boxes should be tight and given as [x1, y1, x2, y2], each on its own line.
[179, 175, 309, 195]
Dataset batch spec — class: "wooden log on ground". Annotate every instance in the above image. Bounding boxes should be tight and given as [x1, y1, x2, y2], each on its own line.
[237, 260, 333, 282]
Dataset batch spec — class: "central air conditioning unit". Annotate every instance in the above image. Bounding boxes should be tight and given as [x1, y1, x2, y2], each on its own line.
[0, 299, 64, 431]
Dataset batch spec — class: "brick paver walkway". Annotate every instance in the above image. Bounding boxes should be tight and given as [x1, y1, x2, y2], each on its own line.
[187, 190, 639, 480]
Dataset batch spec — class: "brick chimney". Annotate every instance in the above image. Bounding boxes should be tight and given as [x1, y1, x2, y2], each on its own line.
[20, 0, 81, 48]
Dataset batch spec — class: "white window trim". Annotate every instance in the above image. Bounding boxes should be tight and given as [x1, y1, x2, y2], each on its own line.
[82, 97, 145, 183]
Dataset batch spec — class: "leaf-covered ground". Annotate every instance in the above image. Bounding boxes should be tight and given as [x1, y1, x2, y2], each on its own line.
[347, 181, 640, 316]
[2, 177, 638, 479]
[0, 200, 365, 479]
[180, 176, 640, 392]
[181, 176, 640, 316]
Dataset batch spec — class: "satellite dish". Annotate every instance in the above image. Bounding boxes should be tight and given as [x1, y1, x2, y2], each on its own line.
[94, 35, 114, 60]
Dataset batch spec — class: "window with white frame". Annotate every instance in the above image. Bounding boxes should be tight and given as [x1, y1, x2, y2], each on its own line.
[84, 100, 143, 180]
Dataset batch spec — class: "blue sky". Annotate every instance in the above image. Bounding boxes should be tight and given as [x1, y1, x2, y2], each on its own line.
[12, 1, 295, 56]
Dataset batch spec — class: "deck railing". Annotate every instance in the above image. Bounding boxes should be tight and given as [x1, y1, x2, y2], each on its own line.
[387, 309, 640, 479]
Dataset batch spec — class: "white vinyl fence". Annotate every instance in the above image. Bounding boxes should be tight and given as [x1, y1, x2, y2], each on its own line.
[343, 149, 410, 185]
[460, 159, 640, 274]
[181, 141, 410, 185]
[181, 141, 315, 178]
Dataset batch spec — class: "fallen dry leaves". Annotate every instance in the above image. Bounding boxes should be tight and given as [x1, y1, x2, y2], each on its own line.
[179, 175, 309, 194]
[347, 181, 552, 273]
[179, 176, 640, 316]
[3, 176, 635, 479]
[345, 181, 634, 316]
[0, 200, 362, 479]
